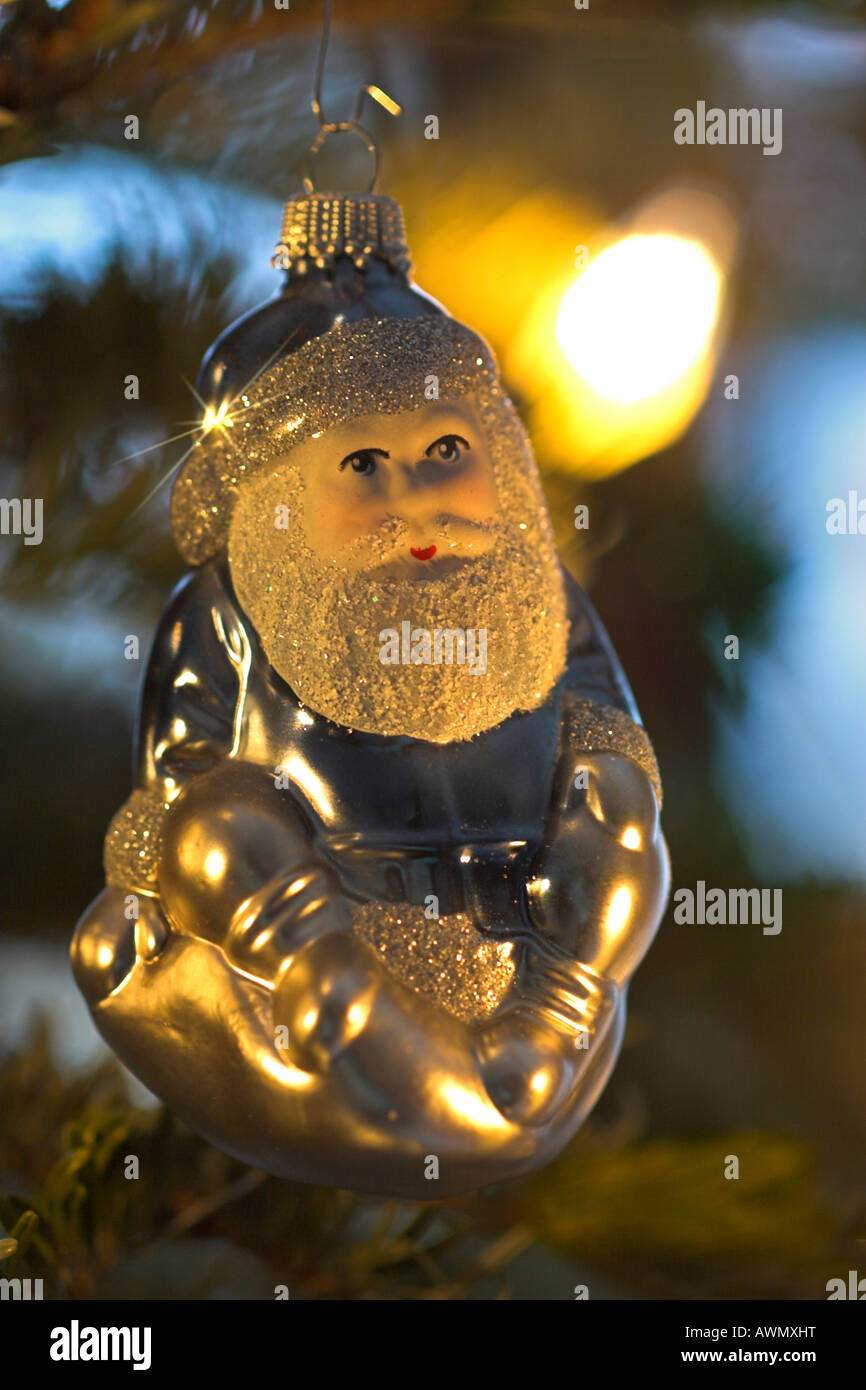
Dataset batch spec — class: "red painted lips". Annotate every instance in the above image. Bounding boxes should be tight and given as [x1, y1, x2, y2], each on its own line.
[409, 544, 437, 561]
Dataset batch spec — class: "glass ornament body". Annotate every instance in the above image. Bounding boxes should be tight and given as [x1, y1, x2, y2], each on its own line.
[72, 195, 669, 1198]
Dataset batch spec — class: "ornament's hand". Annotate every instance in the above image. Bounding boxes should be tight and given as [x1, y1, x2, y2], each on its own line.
[474, 1007, 581, 1127]
[526, 751, 669, 985]
[225, 863, 352, 985]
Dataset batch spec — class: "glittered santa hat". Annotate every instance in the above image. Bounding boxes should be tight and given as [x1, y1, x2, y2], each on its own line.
[171, 192, 516, 566]
[196, 191, 441, 404]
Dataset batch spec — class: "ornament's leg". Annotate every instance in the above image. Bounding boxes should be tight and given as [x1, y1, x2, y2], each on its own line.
[271, 930, 384, 1073]
[72, 891, 626, 1191]
[224, 860, 353, 985]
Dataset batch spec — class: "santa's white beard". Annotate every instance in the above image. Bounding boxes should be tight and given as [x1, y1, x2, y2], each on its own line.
[230, 509, 568, 744]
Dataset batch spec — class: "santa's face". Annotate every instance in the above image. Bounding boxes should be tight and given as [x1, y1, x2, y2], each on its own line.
[293, 399, 499, 578]
[227, 392, 568, 743]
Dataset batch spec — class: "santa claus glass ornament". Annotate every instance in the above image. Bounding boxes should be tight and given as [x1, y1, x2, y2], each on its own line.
[73, 190, 669, 1199]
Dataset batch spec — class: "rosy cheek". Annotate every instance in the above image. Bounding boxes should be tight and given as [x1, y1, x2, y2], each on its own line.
[306, 494, 378, 556]
[442, 464, 498, 518]
[341, 493, 382, 536]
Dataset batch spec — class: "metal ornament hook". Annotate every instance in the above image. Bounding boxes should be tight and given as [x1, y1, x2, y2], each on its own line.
[303, 0, 401, 194]
[301, 121, 378, 197]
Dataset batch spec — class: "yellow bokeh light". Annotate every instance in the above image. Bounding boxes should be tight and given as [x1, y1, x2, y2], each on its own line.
[507, 186, 736, 477]
[556, 233, 723, 405]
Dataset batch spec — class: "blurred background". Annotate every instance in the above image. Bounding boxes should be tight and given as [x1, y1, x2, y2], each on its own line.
[1, 0, 865, 1299]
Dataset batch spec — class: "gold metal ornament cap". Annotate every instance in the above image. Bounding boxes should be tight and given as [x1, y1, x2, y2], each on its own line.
[271, 192, 411, 276]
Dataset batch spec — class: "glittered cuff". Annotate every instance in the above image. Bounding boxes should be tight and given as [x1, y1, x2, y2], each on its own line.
[567, 699, 662, 808]
[103, 788, 168, 894]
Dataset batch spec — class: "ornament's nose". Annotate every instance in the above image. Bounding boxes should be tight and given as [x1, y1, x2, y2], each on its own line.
[385, 453, 451, 508]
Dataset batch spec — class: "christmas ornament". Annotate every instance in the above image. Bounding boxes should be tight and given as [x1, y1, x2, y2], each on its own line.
[72, 23, 669, 1200]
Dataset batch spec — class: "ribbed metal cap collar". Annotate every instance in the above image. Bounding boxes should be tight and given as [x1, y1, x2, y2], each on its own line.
[271, 192, 411, 277]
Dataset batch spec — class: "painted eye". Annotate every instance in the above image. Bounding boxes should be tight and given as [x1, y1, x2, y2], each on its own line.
[339, 448, 387, 476]
[426, 434, 470, 463]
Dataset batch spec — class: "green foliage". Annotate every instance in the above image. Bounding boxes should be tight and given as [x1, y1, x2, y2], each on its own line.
[0, 252, 239, 613]
[1, 1019, 857, 1299]
[0, 1019, 527, 1299]
[519, 1131, 845, 1299]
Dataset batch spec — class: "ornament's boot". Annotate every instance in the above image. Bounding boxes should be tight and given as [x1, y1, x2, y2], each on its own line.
[71, 889, 166, 1006]
[473, 954, 619, 1126]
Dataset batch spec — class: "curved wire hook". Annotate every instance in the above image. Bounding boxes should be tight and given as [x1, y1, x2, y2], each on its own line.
[304, 0, 402, 194]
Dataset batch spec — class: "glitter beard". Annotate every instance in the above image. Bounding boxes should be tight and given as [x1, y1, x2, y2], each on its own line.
[209, 321, 567, 741]
[230, 470, 566, 741]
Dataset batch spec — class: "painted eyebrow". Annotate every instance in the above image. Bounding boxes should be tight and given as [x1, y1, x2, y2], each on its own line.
[424, 433, 471, 455]
[338, 447, 391, 470]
